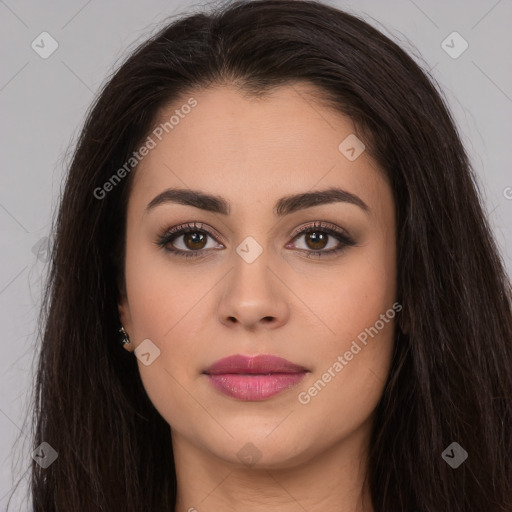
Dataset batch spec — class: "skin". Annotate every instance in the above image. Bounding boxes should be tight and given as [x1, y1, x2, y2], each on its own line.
[118, 83, 397, 512]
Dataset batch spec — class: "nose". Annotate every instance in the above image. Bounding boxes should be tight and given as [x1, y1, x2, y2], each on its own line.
[217, 254, 290, 331]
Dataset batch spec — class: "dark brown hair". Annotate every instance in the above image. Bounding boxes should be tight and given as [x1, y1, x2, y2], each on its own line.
[8, 0, 512, 510]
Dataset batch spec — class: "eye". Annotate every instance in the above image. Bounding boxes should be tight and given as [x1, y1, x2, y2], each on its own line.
[286, 221, 356, 258]
[156, 222, 223, 259]
[155, 220, 356, 259]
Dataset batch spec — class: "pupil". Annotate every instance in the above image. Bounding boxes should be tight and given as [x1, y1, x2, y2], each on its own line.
[185, 232, 205, 249]
[307, 232, 327, 250]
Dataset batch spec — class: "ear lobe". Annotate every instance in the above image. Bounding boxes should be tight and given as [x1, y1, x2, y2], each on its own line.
[117, 292, 132, 333]
[117, 295, 135, 352]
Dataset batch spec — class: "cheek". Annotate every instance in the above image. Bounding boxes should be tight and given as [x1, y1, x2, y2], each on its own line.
[297, 301, 395, 440]
[296, 241, 396, 416]
[125, 266, 208, 393]
[124, 233, 194, 335]
[123, 246, 206, 429]
[307, 239, 396, 345]
[123, 238, 209, 373]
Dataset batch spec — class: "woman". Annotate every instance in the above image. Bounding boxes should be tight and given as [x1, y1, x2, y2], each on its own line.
[10, 0, 512, 510]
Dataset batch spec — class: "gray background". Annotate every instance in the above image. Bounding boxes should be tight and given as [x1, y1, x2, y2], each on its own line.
[1, 0, 511, 509]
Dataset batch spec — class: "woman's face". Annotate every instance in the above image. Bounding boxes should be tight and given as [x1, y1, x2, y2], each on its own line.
[119, 84, 397, 469]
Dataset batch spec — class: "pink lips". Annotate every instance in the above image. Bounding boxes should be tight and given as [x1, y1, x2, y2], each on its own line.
[203, 354, 308, 401]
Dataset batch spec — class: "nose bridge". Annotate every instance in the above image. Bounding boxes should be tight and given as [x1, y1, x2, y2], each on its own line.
[217, 242, 289, 328]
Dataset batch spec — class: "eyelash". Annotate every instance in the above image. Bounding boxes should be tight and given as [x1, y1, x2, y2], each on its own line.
[155, 221, 356, 259]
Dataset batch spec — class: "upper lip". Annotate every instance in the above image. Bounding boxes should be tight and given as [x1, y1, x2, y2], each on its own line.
[203, 354, 308, 375]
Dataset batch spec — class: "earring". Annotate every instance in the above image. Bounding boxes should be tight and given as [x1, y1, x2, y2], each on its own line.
[119, 325, 131, 346]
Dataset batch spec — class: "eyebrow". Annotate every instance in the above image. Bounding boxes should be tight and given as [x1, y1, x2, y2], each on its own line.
[145, 186, 370, 216]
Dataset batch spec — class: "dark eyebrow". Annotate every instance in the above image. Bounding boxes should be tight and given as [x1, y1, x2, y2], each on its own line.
[275, 187, 369, 216]
[146, 188, 231, 215]
[145, 187, 369, 216]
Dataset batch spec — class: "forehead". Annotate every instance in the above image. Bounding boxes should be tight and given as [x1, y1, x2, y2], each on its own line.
[145, 83, 355, 165]
[130, 84, 390, 216]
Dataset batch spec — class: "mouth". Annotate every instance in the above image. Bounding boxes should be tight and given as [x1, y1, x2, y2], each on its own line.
[203, 354, 309, 401]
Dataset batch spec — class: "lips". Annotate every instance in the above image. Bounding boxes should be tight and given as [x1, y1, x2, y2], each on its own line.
[203, 354, 309, 401]
[203, 354, 308, 375]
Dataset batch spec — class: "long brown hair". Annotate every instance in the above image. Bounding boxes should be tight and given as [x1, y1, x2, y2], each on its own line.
[8, 1, 512, 510]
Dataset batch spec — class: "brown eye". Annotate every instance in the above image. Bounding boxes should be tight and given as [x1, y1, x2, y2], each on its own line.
[303, 231, 329, 250]
[183, 232, 207, 250]
[287, 221, 356, 258]
[156, 223, 224, 258]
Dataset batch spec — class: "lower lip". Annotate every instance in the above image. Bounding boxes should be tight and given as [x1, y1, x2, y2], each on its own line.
[205, 372, 307, 401]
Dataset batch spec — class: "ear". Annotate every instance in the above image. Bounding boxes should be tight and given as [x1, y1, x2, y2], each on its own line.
[118, 292, 134, 352]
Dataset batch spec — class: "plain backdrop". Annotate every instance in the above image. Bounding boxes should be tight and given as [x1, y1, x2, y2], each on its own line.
[1, 0, 511, 509]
